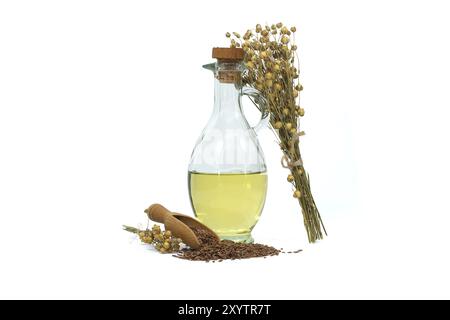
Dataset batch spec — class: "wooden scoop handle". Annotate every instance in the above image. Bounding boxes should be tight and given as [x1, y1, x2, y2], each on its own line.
[145, 203, 171, 223]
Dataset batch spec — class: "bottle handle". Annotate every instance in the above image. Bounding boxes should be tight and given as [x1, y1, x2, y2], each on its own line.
[241, 86, 269, 133]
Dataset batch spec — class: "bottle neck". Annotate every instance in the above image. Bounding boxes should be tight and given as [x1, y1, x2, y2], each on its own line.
[214, 61, 243, 114]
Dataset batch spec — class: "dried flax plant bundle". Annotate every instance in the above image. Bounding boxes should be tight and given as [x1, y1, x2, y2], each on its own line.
[226, 23, 327, 243]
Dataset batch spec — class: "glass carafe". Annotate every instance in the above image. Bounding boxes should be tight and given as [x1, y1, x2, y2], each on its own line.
[188, 48, 268, 243]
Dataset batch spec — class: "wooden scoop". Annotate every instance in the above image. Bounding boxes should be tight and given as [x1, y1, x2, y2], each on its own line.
[144, 203, 219, 249]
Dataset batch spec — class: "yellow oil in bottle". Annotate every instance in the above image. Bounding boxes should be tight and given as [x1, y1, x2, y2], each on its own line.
[188, 171, 268, 242]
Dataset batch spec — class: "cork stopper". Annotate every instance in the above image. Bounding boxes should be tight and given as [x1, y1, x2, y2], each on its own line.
[212, 47, 244, 61]
[212, 48, 244, 84]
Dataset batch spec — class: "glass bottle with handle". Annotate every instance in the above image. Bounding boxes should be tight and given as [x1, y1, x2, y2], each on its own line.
[188, 47, 269, 243]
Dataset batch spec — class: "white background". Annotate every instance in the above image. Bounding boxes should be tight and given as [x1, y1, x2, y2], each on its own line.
[1, 0, 449, 299]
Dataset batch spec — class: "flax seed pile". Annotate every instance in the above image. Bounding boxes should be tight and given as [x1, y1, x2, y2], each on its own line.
[174, 227, 300, 262]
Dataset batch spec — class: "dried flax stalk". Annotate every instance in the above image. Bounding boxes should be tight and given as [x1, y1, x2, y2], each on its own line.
[227, 23, 327, 242]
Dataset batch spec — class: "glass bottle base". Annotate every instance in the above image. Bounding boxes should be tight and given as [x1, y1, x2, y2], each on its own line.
[218, 233, 254, 243]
